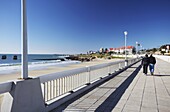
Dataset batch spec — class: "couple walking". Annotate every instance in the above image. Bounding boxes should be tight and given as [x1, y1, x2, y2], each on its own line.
[142, 54, 156, 75]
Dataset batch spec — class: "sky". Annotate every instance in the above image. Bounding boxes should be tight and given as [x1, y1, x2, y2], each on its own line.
[0, 0, 170, 54]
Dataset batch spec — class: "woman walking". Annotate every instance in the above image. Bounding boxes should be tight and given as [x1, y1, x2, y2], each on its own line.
[149, 54, 156, 75]
[142, 54, 149, 75]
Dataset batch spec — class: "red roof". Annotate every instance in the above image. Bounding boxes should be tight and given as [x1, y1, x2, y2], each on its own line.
[110, 46, 134, 51]
[109, 48, 113, 50]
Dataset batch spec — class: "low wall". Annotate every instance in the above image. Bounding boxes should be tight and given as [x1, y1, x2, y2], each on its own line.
[111, 54, 138, 58]
[154, 55, 170, 63]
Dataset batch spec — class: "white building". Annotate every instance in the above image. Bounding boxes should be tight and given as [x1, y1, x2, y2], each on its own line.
[109, 46, 134, 54]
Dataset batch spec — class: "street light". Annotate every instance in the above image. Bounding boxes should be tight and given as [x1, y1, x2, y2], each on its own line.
[140, 45, 143, 54]
[136, 41, 138, 55]
[124, 31, 128, 66]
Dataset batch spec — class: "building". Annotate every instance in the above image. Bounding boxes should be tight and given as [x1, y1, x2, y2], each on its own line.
[99, 47, 104, 53]
[109, 46, 135, 55]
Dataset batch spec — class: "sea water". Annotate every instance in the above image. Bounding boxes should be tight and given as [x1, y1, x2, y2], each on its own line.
[0, 54, 67, 66]
[0, 54, 80, 74]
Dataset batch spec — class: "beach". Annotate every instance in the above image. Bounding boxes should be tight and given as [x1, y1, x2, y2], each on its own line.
[0, 58, 122, 82]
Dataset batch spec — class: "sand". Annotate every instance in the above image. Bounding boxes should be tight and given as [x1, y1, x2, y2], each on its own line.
[0, 59, 122, 83]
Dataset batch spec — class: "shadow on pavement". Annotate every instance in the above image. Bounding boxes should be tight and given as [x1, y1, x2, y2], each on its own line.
[129, 67, 138, 68]
[95, 65, 142, 112]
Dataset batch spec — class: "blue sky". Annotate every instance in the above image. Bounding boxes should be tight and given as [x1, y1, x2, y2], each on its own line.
[0, 0, 170, 54]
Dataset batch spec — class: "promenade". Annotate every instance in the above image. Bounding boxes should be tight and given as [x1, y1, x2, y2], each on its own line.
[52, 58, 170, 112]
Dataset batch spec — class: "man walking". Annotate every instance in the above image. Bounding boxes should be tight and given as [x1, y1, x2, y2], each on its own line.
[149, 54, 156, 75]
[142, 54, 149, 75]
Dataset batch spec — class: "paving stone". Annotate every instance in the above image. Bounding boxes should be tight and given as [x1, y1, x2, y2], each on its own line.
[111, 107, 122, 112]
[123, 103, 141, 111]
[142, 96, 157, 103]
[128, 96, 142, 102]
[64, 106, 87, 112]
[140, 107, 158, 112]
[157, 92, 169, 98]
[126, 99, 141, 106]
[130, 92, 143, 98]
[122, 110, 138, 112]
[158, 105, 170, 112]
[142, 101, 157, 109]
[157, 97, 170, 107]
[115, 99, 126, 109]
[120, 92, 131, 100]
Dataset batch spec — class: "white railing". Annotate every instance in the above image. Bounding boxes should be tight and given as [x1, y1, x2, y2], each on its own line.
[39, 58, 140, 102]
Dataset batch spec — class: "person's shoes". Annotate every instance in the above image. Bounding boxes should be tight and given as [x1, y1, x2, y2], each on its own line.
[151, 72, 153, 75]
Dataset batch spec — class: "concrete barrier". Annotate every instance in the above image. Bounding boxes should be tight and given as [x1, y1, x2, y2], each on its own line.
[154, 55, 170, 63]
[1, 78, 45, 112]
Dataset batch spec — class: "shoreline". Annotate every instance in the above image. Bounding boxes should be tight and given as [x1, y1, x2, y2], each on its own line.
[0, 58, 122, 83]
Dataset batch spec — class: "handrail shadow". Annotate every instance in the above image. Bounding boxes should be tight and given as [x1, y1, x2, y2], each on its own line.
[129, 67, 138, 68]
[95, 65, 142, 112]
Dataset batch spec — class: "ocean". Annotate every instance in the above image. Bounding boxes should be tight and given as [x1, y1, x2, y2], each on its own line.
[0, 54, 80, 74]
[0, 54, 67, 66]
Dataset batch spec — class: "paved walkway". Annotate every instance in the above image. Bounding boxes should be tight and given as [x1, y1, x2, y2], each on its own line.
[52, 58, 170, 112]
[112, 58, 170, 112]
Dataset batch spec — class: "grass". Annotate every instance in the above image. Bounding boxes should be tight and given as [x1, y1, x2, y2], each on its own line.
[78, 53, 125, 60]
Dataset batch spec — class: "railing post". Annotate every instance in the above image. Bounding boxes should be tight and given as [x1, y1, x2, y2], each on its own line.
[125, 59, 128, 66]
[108, 64, 111, 75]
[86, 66, 91, 85]
[119, 63, 121, 70]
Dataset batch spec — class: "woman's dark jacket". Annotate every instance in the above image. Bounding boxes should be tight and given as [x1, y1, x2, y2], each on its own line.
[142, 57, 149, 65]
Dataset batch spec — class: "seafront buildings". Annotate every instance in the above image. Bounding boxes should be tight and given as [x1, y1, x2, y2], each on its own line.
[109, 46, 135, 55]
[98, 46, 135, 55]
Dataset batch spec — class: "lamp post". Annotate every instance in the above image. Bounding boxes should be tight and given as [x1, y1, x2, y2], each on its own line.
[140, 45, 142, 54]
[136, 41, 138, 55]
[124, 31, 128, 66]
[21, 0, 28, 79]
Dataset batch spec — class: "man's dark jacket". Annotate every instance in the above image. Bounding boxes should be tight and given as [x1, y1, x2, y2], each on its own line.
[149, 56, 156, 64]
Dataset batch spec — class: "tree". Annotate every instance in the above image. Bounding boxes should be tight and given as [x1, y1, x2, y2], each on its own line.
[152, 48, 157, 53]
[104, 48, 108, 53]
[132, 47, 136, 54]
[108, 51, 116, 55]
